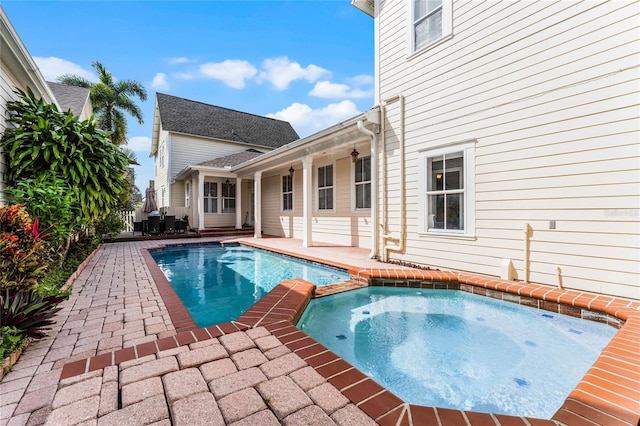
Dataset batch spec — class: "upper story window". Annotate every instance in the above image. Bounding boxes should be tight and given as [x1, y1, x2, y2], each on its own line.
[221, 181, 236, 213]
[317, 164, 334, 211]
[159, 142, 165, 168]
[204, 182, 217, 213]
[355, 156, 371, 210]
[282, 175, 293, 212]
[419, 141, 475, 236]
[413, 0, 452, 52]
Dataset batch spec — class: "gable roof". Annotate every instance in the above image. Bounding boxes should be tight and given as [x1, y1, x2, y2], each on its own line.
[155, 93, 299, 149]
[196, 149, 264, 168]
[47, 82, 90, 117]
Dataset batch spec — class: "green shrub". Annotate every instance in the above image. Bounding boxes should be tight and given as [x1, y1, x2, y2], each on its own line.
[0, 326, 26, 360]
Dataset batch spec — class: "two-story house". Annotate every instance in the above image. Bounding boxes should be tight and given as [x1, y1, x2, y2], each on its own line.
[154, 0, 639, 301]
[150, 92, 299, 230]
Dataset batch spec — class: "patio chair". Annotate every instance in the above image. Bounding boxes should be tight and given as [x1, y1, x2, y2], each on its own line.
[133, 221, 144, 236]
[164, 215, 176, 234]
[148, 215, 161, 235]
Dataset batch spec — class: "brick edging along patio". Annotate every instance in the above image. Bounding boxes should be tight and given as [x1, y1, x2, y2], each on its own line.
[59, 246, 640, 425]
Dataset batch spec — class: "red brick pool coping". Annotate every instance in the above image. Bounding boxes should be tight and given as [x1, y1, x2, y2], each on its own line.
[60, 242, 640, 426]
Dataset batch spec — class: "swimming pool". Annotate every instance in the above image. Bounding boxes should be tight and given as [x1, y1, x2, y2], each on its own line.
[297, 287, 617, 419]
[151, 243, 350, 327]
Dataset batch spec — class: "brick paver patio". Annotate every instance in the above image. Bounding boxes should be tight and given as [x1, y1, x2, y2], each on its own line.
[0, 236, 638, 425]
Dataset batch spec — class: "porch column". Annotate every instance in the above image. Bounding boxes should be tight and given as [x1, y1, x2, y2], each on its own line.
[197, 173, 205, 231]
[254, 171, 262, 238]
[302, 155, 313, 247]
[235, 177, 243, 229]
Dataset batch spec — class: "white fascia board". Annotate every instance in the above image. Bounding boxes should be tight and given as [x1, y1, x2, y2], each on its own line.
[0, 7, 59, 108]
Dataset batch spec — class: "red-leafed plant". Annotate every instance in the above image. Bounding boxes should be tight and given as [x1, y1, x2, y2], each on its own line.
[0, 205, 48, 290]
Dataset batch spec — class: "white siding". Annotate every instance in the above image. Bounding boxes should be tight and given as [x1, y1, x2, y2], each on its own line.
[0, 63, 20, 203]
[378, 0, 640, 298]
[166, 132, 267, 209]
[261, 158, 372, 247]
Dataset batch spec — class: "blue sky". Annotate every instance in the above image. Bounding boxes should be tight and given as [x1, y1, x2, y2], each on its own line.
[2, 1, 374, 193]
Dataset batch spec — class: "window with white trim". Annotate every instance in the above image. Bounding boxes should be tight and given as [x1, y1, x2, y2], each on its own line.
[317, 165, 334, 211]
[355, 156, 371, 210]
[185, 181, 191, 208]
[413, 0, 452, 52]
[282, 175, 293, 211]
[419, 142, 475, 235]
[204, 182, 217, 213]
[159, 142, 165, 168]
[221, 181, 236, 213]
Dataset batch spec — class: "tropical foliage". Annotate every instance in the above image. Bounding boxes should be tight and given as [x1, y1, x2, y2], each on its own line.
[0, 87, 136, 221]
[57, 61, 147, 145]
[0, 205, 48, 289]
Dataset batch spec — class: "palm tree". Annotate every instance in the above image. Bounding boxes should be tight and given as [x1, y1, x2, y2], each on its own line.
[57, 61, 147, 145]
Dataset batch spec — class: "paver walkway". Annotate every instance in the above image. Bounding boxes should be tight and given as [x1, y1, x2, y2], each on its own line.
[1, 236, 639, 425]
[0, 238, 375, 426]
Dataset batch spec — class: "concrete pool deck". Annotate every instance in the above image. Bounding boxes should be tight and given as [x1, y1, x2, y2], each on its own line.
[0, 236, 638, 425]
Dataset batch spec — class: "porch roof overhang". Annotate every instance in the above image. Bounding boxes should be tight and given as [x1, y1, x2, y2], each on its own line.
[232, 106, 380, 177]
[174, 164, 235, 181]
[172, 105, 380, 182]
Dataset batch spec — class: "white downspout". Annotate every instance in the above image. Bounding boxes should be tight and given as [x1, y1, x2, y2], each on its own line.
[382, 95, 406, 262]
[524, 222, 531, 283]
[356, 120, 378, 259]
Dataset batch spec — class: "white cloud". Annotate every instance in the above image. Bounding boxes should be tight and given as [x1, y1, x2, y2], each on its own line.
[258, 57, 329, 91]
[199, 60, 257, 89]
[348, 74, 374, 86]
[168, 57, 190, 65]
[309, 80, 371, 99]
[151, 73, 170, 90]
[34, 57, 96, 82]
[126, 136, 152, 152]
[268, 100, 360, 137]
[172, 72, 194, 80]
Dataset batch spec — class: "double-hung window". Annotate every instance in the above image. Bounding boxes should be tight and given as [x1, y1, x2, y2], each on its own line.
[317, 165, 334, 211]
[413, 0, 452, 52]
[282, 175, 293, 211]
[185, 181, 191, 208]
[203, 182, 217, 213]
[419, 141, 475, 235]
[222, 182, 236, 213]
[355, 156, 371, 210]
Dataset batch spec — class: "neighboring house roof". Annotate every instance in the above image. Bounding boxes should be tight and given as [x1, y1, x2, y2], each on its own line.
[196, 149, 264, 168]
[47, 82, 90, 117]
[155, 93, 300, 149]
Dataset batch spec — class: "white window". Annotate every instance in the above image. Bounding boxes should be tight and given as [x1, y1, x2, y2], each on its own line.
[282, 175, 293, 211]
[204, 182, 217, 213]
[159, 142, 165, 168]
[221, 181, 236, 213]
[354, 156, 371, 210]
[419, 141, 475, 235]
[161, 187, 165, 208]
[413, 0, 452, 52]
[185, 181, 191, 208]
[317, 165, 334, 211]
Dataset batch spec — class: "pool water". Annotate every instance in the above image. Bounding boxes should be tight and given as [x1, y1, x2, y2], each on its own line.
[297, 287, 617, 418]
[151, 243, 350, 327]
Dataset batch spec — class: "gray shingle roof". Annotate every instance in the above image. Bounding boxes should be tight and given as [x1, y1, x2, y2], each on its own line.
[196, 149, 264, 168]
[156, 93, 299, 148]
[47, 82, 90, 117]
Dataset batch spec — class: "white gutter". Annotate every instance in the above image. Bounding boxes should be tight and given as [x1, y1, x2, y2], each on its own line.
[356, 119, 378, 259]
[381, 95, 406, 262]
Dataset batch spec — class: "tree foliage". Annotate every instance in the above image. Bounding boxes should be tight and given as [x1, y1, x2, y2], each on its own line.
[57, 61, 147, 145]
[0, 87, 136, 221]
